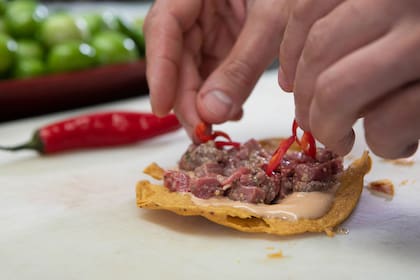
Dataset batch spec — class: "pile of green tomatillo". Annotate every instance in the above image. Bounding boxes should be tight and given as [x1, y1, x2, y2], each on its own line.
[0, 0, 145, 80]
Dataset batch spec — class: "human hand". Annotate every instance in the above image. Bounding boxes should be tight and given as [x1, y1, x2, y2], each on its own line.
[144, 0, 290, 141]
[279, 0, 420, 159]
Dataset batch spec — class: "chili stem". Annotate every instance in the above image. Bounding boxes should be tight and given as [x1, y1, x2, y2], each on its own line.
[0, 132, 43, 153]
[0, 143, 36, 152]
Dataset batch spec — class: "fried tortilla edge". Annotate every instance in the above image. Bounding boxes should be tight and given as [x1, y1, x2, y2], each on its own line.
[136, 140, 371, 236]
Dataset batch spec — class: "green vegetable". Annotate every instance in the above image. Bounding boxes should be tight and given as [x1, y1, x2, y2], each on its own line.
[0, 33, 17, 74]
[4, 0, 48, 38]
[91, 30, 139, 65]
[0, 18, 6, 34]
[39, 13, 88, 48]
[16, 39, 44, 59]
[0, 3, 145, 81]
[0, 0, 6, 16]
[116, 18, 145, 58]
[101, 11, 120, 31]
[47, 41, 96, 73]
[13, 58, 45, 78]
[80, 13, 104, 35]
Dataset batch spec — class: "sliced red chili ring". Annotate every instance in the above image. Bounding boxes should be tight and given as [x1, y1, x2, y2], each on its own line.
[292, 119, 317, 158]
[265, 135, 296, 176]
[300, 132, 316, 158]
[195, 122, 214, 142]
[195, 122, 239, 149]
[212, 131, 232, 141]
[265, 119, 317, 176]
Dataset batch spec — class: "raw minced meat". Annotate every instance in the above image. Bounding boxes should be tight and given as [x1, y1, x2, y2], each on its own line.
[163, 139, 343, 204]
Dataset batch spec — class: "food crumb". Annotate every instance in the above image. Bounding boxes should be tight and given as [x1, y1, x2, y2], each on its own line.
[383, 157, 415, 166]
[367, 179, 395, 199]
[267, 250, 283, 259]
[400, 179, 416, 186]
[400, 179, 409, 186]
[324, 227, 335, 237]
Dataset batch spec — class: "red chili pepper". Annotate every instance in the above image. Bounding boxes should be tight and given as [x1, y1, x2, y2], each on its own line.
[292, 119, 317, 158]
[195, 122, 214, 142]
[265, 136, 296, 176]
[195, 122, 240, 149]
[0, 111, 181, 154]
[265, 119, 317, 176]
[300, 132, 316, 158]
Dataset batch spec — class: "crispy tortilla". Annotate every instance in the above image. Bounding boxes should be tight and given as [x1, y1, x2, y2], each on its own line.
[136, 138, 371, 236]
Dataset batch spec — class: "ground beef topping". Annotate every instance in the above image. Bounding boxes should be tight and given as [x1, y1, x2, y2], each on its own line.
[163, 139, 343, 204]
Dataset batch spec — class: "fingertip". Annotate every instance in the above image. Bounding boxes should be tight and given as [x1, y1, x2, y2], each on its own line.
[231, 108, 244, 121]
[336, 129, 356, 156]
[369, 141, 419, 160]
[322, 129, 355, 156]
[150, 106, 169, 118]
[278, 66, 294, 92]
[294, 109, 311, 132]
[172, 110, 197, 143]
[401, 142, 419, 158]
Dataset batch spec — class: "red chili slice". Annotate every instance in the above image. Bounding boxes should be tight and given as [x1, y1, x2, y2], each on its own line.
[300, 132, 317, 158]
[265, 136, 296, 176]
[195, 122, 239, 149]
[292, 119, 317, 158]
[195, 122, 214, 142]
[212, 131, 232, 142]
[265, 119, 317, 176]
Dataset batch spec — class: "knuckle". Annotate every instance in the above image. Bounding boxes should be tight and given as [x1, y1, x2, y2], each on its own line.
[302, 20, 328, 65]
[221, 57, 256, 90]
[291, 0, 315, 22]
[314, 74, 341, 113]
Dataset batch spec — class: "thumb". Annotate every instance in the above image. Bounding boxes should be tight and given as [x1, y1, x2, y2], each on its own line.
[196, 3, 287, 124]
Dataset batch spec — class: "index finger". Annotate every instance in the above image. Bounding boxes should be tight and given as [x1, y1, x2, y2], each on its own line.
[144, 0, 202, 116]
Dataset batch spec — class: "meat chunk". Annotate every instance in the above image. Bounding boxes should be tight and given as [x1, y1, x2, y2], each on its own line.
[190, 177, 223, 199]
[164, 171, 191, 192]
[179, 142, 226, 171]
[293, 180, 336, 192]
[227, 185, 266, 204]
[194, 162, 224, 177]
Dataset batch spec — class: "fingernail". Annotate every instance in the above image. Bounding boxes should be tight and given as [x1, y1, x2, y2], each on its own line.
[278, 66, 293, 92]
[201, 90, 234, 119]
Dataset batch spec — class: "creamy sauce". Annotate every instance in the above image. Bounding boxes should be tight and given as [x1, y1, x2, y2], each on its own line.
[191, 191, 335, 221]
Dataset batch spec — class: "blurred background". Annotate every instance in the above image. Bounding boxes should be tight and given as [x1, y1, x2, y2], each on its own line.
[0, 0, 153, 122]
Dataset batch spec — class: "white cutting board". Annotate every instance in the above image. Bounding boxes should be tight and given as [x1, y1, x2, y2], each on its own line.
[1, 71, 419, 280]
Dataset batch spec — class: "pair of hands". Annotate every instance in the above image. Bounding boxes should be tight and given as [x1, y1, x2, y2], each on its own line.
[144, 0, 420, 159]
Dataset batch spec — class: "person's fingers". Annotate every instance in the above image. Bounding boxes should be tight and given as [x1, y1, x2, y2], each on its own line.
[278, 0, 343, 92]
[144, 0, 202, 116]
[363, 82, 420, 159]
[293, 0, 393, 131]
[172, 48, 203, 141]
[196, 0, 289, 124]
[308, 21, 420, 155]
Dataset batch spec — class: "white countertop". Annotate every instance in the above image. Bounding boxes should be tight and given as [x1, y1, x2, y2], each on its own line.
[1, 70, 420, 280]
